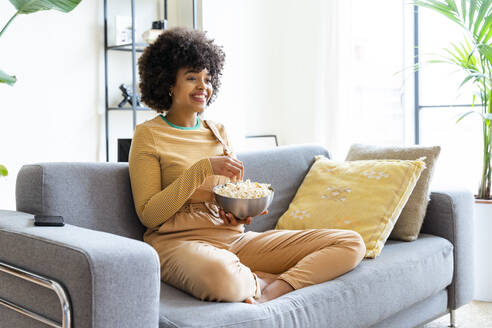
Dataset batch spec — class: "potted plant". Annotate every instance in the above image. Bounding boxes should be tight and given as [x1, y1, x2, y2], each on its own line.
[414, 0, 492, 301]
[415, 0, 491, 199]
[1, 0, 82, 177]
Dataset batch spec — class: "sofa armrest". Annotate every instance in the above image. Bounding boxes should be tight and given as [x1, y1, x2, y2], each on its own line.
[0, 210, 160, 328]
[420, 189, 474, 310]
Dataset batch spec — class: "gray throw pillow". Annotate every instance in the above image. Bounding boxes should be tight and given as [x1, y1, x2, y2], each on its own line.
[345, 144, 441, 241]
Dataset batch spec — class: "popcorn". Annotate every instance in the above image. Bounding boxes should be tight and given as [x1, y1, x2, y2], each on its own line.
[214, 179, 272, 199]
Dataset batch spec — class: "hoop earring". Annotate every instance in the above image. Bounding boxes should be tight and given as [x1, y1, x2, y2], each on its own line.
[168, 91, 173, 97]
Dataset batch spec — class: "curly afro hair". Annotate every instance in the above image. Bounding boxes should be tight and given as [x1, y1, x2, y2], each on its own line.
[138, 27, 226, 113]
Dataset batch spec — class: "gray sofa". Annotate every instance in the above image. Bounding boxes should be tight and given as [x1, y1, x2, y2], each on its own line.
[0, 144, 474, 328]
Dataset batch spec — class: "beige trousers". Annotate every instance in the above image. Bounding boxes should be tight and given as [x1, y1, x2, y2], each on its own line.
[146, 204, 366, 302]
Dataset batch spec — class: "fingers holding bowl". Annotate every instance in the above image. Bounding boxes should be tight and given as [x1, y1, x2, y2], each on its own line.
[228, 213, 239, 225]
[218, 207, 268, 225]
[219, 208, 253, 226]
[219, 209, 239, 226]
[219, 209, 229, 224]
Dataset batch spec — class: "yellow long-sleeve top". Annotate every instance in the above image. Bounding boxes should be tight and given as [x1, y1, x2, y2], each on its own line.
[128, 114, 242, 235]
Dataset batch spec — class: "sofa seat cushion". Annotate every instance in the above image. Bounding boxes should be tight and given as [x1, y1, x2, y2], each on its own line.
[158, 234, 453, 328]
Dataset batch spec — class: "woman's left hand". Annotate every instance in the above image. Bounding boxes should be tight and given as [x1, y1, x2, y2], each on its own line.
[219, 209, 269, 226]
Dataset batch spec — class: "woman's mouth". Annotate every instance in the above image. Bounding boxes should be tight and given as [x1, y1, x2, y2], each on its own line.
[191, 94, 207, 103]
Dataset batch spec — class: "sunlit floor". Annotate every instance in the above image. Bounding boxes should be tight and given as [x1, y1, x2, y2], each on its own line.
[422, 301, 492, 328]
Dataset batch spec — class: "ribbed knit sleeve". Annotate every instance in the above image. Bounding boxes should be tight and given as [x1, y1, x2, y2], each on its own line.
[128, 125, 214, 229]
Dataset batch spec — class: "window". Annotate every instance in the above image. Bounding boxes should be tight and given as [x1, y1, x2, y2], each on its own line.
[416, 5, 483, 192]
[349, 0, 406, 146]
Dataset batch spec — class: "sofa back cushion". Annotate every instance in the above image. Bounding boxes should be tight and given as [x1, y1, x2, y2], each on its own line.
[15, 144, 331, 239]
[238, 144, 331, 232]
[16, 162, 146, 240]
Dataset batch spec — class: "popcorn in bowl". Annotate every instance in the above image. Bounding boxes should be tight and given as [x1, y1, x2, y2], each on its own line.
[214, 179, 272, 199]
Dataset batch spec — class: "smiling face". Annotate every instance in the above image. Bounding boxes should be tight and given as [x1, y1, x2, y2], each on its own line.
[170, 67, 213, 114]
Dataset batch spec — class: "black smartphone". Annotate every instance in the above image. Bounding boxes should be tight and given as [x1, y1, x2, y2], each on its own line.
[34, 215, 64, 227]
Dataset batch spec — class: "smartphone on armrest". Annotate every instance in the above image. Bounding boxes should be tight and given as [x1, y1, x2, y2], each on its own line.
[34, 215, 64, 227]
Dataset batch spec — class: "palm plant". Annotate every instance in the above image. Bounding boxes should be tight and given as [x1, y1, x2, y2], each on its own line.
[1, 0, 82, 176]
[415, 0, 492, 199]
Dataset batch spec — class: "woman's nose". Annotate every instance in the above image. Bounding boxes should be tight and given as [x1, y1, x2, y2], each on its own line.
[197, 81, 206, 90]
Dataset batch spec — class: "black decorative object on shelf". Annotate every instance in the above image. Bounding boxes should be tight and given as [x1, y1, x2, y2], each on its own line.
[104, 0, 198, 162]
[118, 84, 141, 108]
[152, 20, 167, 30]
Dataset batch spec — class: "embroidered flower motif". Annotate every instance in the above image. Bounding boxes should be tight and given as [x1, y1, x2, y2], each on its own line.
[332, 216, 355, 227]
[321, 186, 352, 201]
[291, 210, 310, 220]
[343, 218, 362, 229]
[319, 166, 338, 174]
[362, 170, 389, 180]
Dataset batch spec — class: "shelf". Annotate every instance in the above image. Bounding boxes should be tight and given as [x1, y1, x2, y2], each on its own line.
[107, 43, 148, 52]
[104, 0, 197, 162]
[108, 106, 151, 111]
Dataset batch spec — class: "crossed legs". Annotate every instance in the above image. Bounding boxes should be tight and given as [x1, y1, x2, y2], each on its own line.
[157, 228, 366, 303]
[236, 229, 366, 304]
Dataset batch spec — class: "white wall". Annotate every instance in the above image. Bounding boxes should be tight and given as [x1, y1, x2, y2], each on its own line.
[3, 0, 451, 210]
[0, 1, 103, 210]
[0, 0, 197, 210]
[202, 0, 410, 159]
[201, 0, 332, 151]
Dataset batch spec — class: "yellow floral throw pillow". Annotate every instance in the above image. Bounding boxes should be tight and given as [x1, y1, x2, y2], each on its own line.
[275, 155, 426, 258]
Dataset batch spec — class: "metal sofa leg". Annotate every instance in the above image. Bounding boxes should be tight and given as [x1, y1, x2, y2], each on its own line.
[448, 309, 456, 328]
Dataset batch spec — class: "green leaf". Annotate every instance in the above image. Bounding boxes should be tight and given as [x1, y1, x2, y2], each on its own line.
[473, 0, 491, 36]
[478, 43, 492, 62]
[483, 24, 492, 42]
[461, 0, 467, 22]
[0, 69, 16, 86]
[427, 59, 452, 64]
[485, 110, 492, 126]
[469, 0, 479, 30]
[488, 89, 492, 115]
[459, 72, 485, 89]
[0, 165, 7, 177]
[456, 110, 481, 123]
[445, 0, 458, 13]
[443, 49, 464, 66]
[451, 41, 467, 60]
[414, 0, 463, 25]
[9, 0, 81, 14]
[477, 14, 492, 42]
[464, 37, 478, 64]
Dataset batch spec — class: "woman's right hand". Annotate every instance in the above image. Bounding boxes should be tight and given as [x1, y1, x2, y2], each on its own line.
[209, 156, 244, 181]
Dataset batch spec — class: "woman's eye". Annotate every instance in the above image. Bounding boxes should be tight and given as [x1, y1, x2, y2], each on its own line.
[186, 76, 211, 83]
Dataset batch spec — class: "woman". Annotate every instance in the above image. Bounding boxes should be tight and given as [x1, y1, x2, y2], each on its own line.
[129, 27, 366, 304]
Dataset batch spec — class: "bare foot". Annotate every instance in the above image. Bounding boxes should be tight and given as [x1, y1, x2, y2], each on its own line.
[243, 296, 257, 304]
[244, 272, 293, 305]
[254, 279, 294, 304]
[254, 271, 277, 291]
